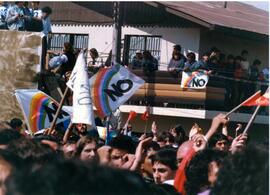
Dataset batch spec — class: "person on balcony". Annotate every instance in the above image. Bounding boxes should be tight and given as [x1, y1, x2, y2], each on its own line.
[88, 48, 103, 74]
[173, 44, 186, 60]
[0, 2, 8, 29]
[31, 2, 42, 18]
[209, 47, 221, 62]
[5, 2, 25, 31]
[54, 42, 76, 76]
[232, 56, 245, 107]
[142, 51, 158, 74]
[207, 56, 223, 74]
[196, 52, 210, 71]
[131, 50, 143, 70]
[223, 54, 235, 110]
[167, 49, 185, 72]
[248, 59, 261, 95]
[41, 6, 52, 39]
[22, 2, 33, 31]
[240, 50, 249, 77]
[183, 52, 198, 72]
[26, 2, 43, 32]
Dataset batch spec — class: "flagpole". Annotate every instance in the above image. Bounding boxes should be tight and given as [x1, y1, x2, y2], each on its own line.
[242, 105, 261, 135]
[105, 115, 111, 145]
[225, 90, 261, 117]
[63, 122, 73, 144]
[14, 92, 33, 137]
[144, 120, 148, 134]
[48, 87, 69, 134]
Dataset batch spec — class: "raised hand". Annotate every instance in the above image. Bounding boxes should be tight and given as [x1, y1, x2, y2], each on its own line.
[230, 133, 248, 154]
[192, 134, 207, 152]
[130, 137, 153, 171]
[121, 154, 136, 170]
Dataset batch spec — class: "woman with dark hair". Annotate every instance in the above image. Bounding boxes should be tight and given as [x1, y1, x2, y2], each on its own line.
[142, 51, 159, 73]
[88, 48, 102, 74]
[74, 135, 98, 162]
[167, 49, 186, 72]
[184, 52, 198, 72]
[170, 124, 187, 147]
[185, 149, 227, 195]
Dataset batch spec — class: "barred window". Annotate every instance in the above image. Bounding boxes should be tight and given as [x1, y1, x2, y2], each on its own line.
[123, 35, 161, 64]
[48, 33, 89, 51]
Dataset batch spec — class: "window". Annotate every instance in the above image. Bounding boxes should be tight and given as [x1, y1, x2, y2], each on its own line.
[48, 33, 89, 51]
[123, 35, 161, 65]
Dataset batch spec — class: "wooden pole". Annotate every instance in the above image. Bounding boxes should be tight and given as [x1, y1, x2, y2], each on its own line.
[48, 87, 69, 134]
[225, 90, 261, 117]
[242, 105, 261, 135]
[62, 122, 73, 144]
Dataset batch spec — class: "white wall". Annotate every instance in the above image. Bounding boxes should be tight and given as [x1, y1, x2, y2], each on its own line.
[52, 25, 114, 58]
[52, 25, 201, 70]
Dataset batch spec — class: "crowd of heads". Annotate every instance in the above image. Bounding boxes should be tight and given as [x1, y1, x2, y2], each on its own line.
[0, 113, 267, 195]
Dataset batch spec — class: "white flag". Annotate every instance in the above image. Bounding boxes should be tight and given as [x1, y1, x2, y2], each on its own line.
[67, 53, 95, 126]
[181, 70, 209, 89]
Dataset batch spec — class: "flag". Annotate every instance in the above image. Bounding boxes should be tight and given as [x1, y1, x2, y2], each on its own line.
[181, 70, 209, 89]
[15, 89, 71, 134]
[67, 52, 95, 126]
[127, 110, 137, 122]
[90, 64, 145, 118]
[141, 110, 149, 121]
[97, 126, 117, 142]
[242, 88, 269, 107]
[174, 147, 196, 195]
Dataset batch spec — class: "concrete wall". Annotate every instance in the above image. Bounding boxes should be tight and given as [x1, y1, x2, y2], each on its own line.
[199, 30, 269, 70]
[51, 25, 201, 70]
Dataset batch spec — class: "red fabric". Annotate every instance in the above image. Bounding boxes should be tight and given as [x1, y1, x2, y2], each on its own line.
[127, 111, 137, 121]
[242, 91, 269, 106]
[141, 110, 149, 121]
[174, 148, 196, 195]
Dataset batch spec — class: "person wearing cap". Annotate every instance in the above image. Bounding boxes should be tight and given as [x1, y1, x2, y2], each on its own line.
[131, 50, 143, 70]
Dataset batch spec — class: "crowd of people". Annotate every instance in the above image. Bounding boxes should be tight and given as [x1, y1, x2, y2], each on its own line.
[0, 2, 268, 195]
[0, 2, 52, 38]
[0, 112, 267, 195]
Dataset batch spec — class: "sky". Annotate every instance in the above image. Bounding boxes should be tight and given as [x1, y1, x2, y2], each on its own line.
[243, 1, 269, 11]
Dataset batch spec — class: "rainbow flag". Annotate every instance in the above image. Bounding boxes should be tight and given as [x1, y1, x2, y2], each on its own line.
[15, 89, 71, 134]
[181, 70, 209, 89]
[90, 64, 144, 118]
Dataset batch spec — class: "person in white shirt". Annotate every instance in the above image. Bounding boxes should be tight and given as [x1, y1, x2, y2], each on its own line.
[5, 2, 25, 30]
[88, 48, 103, 73]
[31, 2, 42, 19]
[240, 50, 249, 72]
